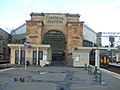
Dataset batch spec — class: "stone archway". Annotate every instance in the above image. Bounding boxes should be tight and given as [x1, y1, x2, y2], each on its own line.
[42, 30, 66, 61]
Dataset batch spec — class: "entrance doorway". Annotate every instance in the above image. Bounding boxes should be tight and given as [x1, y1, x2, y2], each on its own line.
[20, 50, 25, 65]
[43, 30, 66, 61]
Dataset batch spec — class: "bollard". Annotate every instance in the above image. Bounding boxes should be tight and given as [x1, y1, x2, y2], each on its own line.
[99, 71, 102, 84]
[84, 63, 88, 70]
[88, 65, 92, 75]
[87, 65, 90, 73]
[89, 66, 92, 75]
[94, 66, 97, 75]
[95, 69, 102, 84]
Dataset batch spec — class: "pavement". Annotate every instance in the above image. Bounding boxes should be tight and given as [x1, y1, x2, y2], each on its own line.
[0, 61, 120, 90]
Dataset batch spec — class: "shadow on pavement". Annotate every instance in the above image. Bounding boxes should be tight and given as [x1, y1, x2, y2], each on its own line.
[51, 61, 68, 67]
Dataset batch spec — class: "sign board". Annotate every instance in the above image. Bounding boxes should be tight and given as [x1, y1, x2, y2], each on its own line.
[43, 54, 47, 60]
[75, 56, 80, 61]
[44, 14, 67, 25]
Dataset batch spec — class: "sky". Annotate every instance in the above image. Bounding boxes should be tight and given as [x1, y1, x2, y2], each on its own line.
[0, 0, 120, 34]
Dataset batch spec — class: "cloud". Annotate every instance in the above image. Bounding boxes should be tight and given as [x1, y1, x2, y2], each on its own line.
[79, 0, 120, 32]
[18, 0, 32, 4]
[0, 18, 25, 32]
[1, 0, 120, 33]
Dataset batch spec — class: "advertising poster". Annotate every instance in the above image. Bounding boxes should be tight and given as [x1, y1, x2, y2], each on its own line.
[75, 56, 79, 61]
[43, 54, 47, 60]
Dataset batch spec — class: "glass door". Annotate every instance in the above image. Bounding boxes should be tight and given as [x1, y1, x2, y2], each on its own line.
[33, 51, 37, 65]
[20, 50, 25, 65]
[15, 50, 19, 64]
[38, 51, 43, 65]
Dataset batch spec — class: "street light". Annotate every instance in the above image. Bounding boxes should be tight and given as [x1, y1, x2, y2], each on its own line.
[24, 41, 31, 70]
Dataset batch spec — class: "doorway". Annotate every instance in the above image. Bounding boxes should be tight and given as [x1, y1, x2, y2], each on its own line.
[43, 30, 66, 61]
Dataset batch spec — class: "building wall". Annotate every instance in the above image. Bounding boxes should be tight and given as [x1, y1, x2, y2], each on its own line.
[67, 48, 74, 66]
[73, 51, 89, 67]
[26, 13, 84, 53]
[26, 21, 43, 44]
[11, 13, 99, 48]
[67, 47, 91, 67]
[83, 24, 98, 46]
[30, 13, 80, 22]
[67, 22, 83, 49]
[11, 13, 99, 49]
[0, 28, 10, 61]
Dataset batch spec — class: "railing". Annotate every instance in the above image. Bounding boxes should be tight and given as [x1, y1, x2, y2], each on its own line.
[84, 64, 92, 75]
[84, 63, 102, 84]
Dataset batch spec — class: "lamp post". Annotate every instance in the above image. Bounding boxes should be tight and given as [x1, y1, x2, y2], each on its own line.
[24, 41, 31, 70]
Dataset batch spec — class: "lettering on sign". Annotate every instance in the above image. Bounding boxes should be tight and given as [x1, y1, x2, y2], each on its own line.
[46, 16, 64, 23]
[47, 20, 63, 23]
[44, 15, 66, 25]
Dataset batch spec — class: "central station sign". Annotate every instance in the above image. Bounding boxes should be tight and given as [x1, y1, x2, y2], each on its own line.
[44, 14, 67, 25]
[46, 16, 64, 23]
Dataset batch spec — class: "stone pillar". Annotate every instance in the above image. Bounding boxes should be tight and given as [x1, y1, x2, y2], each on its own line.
[67, 22, 84, 50]
[66, 22, 84, 63]
[26, 21, 43, 44]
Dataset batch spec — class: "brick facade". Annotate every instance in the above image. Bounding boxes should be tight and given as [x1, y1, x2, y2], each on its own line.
[26, 13, 84, 56]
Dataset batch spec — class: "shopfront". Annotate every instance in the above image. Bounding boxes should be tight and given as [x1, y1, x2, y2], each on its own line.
[8, 44, 52, 66]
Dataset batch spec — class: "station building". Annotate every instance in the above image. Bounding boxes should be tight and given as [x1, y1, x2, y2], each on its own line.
[8, 12, 100, 67]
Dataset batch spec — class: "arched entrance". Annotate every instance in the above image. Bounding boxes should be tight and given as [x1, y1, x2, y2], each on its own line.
[43, 30, 66, 61]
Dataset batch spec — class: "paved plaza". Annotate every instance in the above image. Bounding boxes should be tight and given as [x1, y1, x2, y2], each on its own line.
[0, 61, 120, 90]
